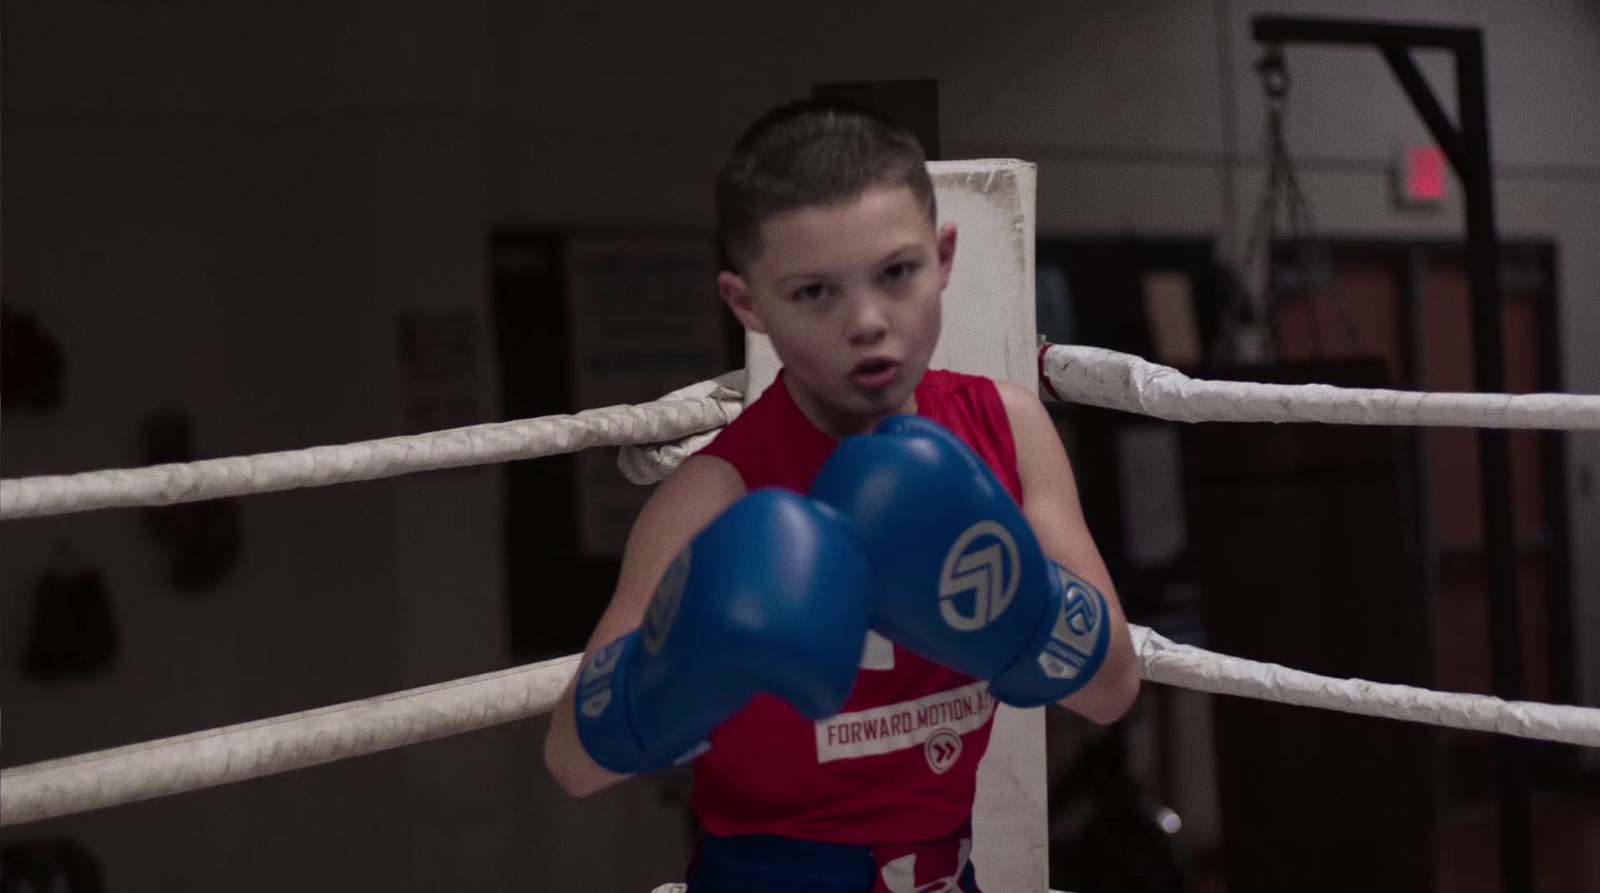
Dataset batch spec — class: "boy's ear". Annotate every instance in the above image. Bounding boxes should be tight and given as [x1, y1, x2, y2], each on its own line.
[718, 270, 766, 334]
[936, 222, 958, 291]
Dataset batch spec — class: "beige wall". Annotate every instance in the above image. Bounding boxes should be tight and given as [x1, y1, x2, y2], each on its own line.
[2, 0, 1595, 889]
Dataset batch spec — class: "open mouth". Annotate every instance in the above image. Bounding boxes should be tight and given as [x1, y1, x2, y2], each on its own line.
[850, 357, 901, 390]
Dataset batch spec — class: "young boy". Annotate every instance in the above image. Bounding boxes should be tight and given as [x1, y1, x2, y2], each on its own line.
[545, 100, 1140, 892]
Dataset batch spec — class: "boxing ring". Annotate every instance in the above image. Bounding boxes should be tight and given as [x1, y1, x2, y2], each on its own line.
[4, 160, 1599, 891]
[5, 347, 1599, 854]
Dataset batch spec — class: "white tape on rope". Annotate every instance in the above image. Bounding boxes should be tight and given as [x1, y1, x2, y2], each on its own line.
[1041, 344, 1600, 429]
[617, 370, 746, 485]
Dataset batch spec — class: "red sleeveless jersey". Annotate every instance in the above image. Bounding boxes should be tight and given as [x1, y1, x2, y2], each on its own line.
[691, 368, 1023, 845]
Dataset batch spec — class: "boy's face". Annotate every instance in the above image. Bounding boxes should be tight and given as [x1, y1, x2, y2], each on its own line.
[719, 185, 956, 436]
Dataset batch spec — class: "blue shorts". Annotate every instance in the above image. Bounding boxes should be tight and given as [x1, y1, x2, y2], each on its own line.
[686, 822, 981, 893]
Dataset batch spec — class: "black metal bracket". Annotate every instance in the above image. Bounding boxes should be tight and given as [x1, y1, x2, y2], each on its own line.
[1252, 16, 1529, 893]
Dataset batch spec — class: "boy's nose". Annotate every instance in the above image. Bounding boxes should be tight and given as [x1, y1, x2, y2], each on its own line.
[846, 295, 890, 345]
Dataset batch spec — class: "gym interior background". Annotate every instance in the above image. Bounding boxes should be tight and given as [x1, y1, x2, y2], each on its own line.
[3, 1, 1598, 891]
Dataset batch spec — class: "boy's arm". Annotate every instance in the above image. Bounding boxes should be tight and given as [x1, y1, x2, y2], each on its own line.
[543, 453, 747, 797]
[996, 380, 1141, 724]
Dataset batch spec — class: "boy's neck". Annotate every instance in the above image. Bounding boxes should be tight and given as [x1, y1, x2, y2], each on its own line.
[782, 374, 918, 440]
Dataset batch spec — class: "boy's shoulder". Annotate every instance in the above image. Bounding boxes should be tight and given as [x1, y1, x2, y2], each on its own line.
[918, 366, 987, 392]
[916, 367, 1001, 413]
[919, 368, 1034, 402]
[988, 376, 1044, 416]
[921, 370, 1055, 463]
[919, 368, 1036, 425]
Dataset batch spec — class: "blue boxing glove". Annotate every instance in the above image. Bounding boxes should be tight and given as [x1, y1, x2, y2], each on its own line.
[810, 415, 1110, 707]
[573, 489, 872, 774]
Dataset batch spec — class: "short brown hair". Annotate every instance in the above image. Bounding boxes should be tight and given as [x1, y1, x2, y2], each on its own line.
[715, 99, 936, 273]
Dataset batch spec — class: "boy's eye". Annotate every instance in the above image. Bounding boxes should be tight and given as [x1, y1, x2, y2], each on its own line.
[884, 261, 917, 282]
[793, 282, 828, 302]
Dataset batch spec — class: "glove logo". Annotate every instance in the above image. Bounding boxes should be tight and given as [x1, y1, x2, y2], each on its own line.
[581, 638, 624, 685]
[1059, 582, 1101, 637]
[1038, 576, 1106, 681]
[580, 690, 612, 718]
[642, 546, 692, 655]
[938, 521, 1020, 632]
[578, 640, 625, 718]
[924, 728, 963, 774]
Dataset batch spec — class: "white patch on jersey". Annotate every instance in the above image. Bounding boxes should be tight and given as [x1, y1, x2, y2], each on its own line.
[924, 729, 963, 774]
[814, 681, 995, 764]
[860, 630, 896, 671]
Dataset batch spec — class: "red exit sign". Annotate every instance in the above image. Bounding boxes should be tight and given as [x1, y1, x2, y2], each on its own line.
[1395, 144, 1448, 207]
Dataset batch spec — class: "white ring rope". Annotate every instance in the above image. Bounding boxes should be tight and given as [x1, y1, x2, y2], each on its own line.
[1131, 627, 1600, 746]
[618, 345, 1600, 483]
[7, 348, 1596, 520]
[617, 372, 745, 485]
[5, 350, 1599, 827]
[0, 653, 581, 827]
[3, 626, 1596, 827]
[0, 373, 745, 521]
[1040, 344, 1600, 428]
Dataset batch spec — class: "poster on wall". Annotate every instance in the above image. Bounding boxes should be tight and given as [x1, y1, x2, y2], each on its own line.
[564, 235, 726, 557]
